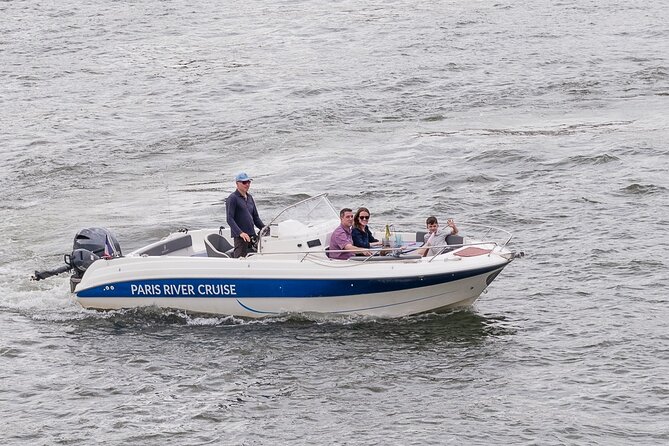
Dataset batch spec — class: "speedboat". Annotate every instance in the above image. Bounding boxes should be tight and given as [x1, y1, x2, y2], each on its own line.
[34, 194, 519, 318]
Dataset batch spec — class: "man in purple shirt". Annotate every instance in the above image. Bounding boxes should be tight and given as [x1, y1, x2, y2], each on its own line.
[226, 172, 265, 258]
[328, 208, 372, 260]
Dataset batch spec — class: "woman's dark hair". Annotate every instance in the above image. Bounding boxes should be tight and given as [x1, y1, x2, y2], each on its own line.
[354, 207, 371, 230]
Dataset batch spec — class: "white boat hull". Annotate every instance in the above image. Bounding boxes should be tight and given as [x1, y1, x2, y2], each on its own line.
[74, 250, 510, 318]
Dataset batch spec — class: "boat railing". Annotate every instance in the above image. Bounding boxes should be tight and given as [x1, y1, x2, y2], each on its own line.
[458, 222, 513, 248]
[247, 239, 504, 264]
[424, 240, 503, 263]
[250, 221, 512, 262]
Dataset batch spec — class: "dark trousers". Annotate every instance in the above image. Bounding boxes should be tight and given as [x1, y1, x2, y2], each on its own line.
[232, 236, 250, 258]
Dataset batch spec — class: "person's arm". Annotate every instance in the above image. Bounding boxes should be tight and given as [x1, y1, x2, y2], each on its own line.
[447, 218, 458, 235]
[366, 227, 380, 245]
[343, 242, 372, 257]
[226, 195, 243, 237]
[330, 228, 345, 251]
[333, 229, 371, 256]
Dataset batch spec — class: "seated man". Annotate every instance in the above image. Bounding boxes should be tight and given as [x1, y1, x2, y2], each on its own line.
[418, 216, 458, 257]
[328, 208, 372, 260]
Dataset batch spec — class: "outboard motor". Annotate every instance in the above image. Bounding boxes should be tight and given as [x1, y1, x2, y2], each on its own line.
[32, 227, 122, 292]
[71, 227, 122, 259]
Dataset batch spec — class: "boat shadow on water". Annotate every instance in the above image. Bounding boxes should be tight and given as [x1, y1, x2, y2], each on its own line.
[64, 305, 516, 347]
[339, 310, 516, 346]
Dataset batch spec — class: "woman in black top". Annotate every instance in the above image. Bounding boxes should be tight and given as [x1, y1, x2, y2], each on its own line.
[352, 207, 382, 249]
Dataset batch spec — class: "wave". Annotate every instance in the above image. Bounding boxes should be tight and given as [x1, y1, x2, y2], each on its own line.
[562, 154, 621, 166]
[634, 66, 668, 82]
[479, 121, 633, 137]
[621, 183, 666, 195]
[464, 174, 499, 183]
[541, 153, 621, 169]
[466, 149, 540, 164]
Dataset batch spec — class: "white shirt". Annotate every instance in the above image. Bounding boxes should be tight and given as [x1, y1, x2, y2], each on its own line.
[423, 227, 454, 256]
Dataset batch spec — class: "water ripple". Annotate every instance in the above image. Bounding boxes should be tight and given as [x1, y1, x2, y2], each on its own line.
[2, 0, 669, 444]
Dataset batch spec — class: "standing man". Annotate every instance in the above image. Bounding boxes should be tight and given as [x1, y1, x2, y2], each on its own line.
[328, 208, 372, 260]
[226, 172, 265, 258]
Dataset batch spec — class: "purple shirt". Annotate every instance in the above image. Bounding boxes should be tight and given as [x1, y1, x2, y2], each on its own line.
[328, 224, 354, 260]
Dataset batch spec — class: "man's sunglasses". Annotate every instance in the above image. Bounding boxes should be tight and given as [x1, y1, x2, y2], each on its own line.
[238, 180, 251, 185]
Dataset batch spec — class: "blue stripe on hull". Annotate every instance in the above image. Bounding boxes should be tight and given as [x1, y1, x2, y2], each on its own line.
[76, 264, 504, 299]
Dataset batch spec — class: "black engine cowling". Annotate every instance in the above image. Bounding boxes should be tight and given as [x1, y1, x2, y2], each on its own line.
[66, 227, 121, 273]
[72, 227, 122, 258]
[67, 228, 122, 290]
[32, 228, 122, 292]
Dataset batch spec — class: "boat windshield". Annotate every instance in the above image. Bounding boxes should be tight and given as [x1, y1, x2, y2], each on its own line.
[266, 193, 338, 228]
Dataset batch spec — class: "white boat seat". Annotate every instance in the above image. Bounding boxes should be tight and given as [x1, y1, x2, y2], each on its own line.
[205, 233, 234, 258]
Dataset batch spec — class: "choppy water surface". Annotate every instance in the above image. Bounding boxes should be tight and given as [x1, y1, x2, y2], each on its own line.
[1, 0, 668, 444]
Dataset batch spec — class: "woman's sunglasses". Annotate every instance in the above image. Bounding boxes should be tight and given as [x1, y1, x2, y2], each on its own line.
[359, 215, 370, 220]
